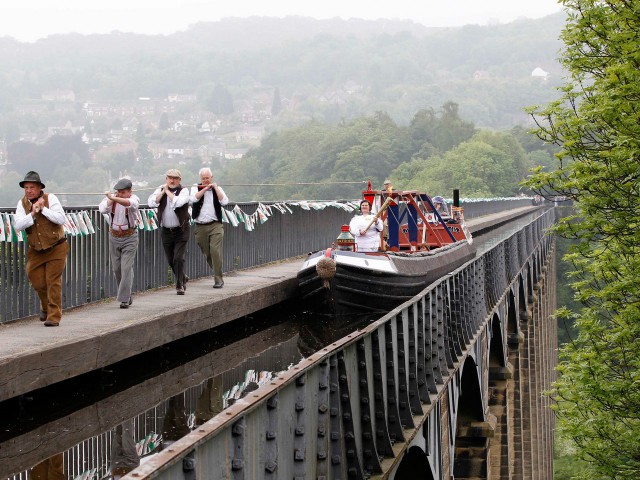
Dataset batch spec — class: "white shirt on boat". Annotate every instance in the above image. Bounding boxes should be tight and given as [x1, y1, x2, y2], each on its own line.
[349, 214, 383, 252]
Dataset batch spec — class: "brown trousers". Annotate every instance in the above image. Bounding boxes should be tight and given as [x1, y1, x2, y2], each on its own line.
[30, 453, 65, 480]
[26, 241, 69, 324]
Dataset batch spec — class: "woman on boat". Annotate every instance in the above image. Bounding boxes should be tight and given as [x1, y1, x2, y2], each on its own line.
[349, 200, 383, 252]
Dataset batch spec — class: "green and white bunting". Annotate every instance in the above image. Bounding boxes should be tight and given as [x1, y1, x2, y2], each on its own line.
[1, 201, 357, 242]
[2, 213, 22, 243]
[0, 213, 5, 242]
[0, 210, 100, 242]
[82, 211, 95, 234]
[225, 208, 239, 227]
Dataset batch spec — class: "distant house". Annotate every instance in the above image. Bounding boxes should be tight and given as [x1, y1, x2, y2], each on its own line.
[86, 133, 108, 144]
[19, 133, 42, 143]
[99, 139, 138, 156]
[122, 119, 140, 132]
[473, 70, 490, 80]
[224, 148, 249, 160]
[198, 121, 215, 133]
[15, 102, 50, 115]
[167, 148, 185, 158]
[198, 141, 226, 159]
[42, 90, 76, 102]
[531, 67, 549, 79]
[318, 90, 348, 105]
[148, 143, 193, 160]
[235, 125, 264, 143]
[343, 80, 363, 94]
[47, 121, 84, 138]
[173, 120, 199, 133]
[84, 102, 116, 117]
[167, 94, 197, 103]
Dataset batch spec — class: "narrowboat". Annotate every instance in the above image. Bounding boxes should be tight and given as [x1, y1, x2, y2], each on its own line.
[297, 182, 476, 316]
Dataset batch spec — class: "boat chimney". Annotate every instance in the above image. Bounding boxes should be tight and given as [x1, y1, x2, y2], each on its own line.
[453, 189, 460, 208]
[336, 225, 356, 251]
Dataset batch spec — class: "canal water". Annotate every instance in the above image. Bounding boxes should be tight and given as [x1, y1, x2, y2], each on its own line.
[0, 210, 546, 479]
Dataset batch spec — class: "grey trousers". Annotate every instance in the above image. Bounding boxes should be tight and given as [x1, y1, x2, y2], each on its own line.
[109, 231, 139, 303]
[110, 418, 140, 476]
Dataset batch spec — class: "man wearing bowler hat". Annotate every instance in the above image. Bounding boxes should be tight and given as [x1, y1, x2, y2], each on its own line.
[99, 178, 140, 308]
[14, 171, 69, 326]
[148, 169, 191, 295]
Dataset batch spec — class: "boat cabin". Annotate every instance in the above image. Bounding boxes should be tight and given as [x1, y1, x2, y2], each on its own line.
[361, 181, 470, 252]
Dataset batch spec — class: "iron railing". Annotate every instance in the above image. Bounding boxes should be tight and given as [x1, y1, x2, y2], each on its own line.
[0, 198, 535, 324]
[128, 208, 555, 480]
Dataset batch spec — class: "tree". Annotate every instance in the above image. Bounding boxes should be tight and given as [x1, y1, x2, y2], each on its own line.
[271, 87, 282, 116]
[134, 143, 153, 176]
[206, 84, 234, 115]
[393, 130, 529, 197]
[158, 112, 170, 130]
[524, 2, 640, 478]
[408, 103, 476, 155]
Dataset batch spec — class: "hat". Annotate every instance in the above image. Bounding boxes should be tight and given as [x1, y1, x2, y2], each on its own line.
[383, 179, 391, 184]
[165, 169, 182, 178]
[19, 171, 45, 189]
[113, 178, 132, 190]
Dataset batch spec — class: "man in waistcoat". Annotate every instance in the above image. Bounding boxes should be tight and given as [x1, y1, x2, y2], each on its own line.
[99, 178, 139, 308]
[14, 171, 69, 327]
[190, 167, 229, 288]
[148, 169, 190, 295]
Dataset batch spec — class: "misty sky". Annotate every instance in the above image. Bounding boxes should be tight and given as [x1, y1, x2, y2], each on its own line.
[2, 0, 563, 42]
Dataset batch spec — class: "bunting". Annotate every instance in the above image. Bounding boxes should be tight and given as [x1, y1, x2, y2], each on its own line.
[1, 201, 357, 242]
[0, 211, 98, 243]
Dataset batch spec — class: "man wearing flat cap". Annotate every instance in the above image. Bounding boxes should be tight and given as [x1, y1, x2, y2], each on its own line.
[148, 169, 191, 295]
[13, 171, 69, 327]
[99, 178, 140, 308]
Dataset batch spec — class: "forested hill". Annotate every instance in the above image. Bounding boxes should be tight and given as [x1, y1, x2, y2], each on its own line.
[0, 14, 566, 206]
[0, 13, 565, 128]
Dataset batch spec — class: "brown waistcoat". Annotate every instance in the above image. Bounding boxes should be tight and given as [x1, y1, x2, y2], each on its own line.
[21, 194, 65, 251]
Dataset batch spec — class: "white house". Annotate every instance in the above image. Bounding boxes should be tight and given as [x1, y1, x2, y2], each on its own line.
[531, 67, 549, 79]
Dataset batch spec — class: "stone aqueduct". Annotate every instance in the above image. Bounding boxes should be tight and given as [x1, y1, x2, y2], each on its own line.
[129, 208, 557, 480]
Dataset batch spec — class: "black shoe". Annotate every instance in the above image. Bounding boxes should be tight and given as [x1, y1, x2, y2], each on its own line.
[129, 296, 133, 306]
[177, 286, 185, 295]
[120, 302, 129, 309]
[44, 320, 59, 327]
[39, 310, 47, 321]
[213, 280, 224, 289]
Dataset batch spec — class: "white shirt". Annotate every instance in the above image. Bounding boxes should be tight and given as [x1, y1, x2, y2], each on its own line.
[349, 214, 383, 252]
[14, 192, 66, 231]
[189, 184, 229, 223]
[148, 186, 190, 228]
[98, 194, 140, 231]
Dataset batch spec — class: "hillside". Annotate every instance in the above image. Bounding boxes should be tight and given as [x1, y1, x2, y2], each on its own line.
[0, 14, 565, 127]
[0, 14, 566, 206]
